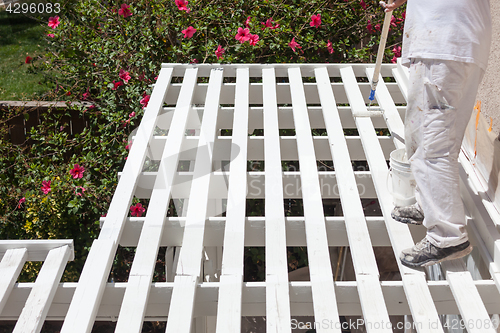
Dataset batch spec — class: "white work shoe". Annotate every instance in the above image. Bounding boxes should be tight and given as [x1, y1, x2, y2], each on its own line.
[400, 238, 472, 268]
[391, 203, 424, 225]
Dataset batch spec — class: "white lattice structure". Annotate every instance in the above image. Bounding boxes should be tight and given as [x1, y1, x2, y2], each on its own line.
[2, 62, 500, 333]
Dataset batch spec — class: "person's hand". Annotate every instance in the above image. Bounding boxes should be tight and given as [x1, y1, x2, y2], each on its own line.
[379, 0, 406, 12]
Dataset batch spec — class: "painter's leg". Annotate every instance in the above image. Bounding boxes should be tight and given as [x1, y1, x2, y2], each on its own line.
[402, 59, 426, 222]
[408, 59, 484, 248]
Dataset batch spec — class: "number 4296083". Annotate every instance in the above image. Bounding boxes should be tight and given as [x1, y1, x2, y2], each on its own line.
[6, 2, 60, 14]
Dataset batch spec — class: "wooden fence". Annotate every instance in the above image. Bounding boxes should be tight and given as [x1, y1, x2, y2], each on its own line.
[0, 101, 91, 145]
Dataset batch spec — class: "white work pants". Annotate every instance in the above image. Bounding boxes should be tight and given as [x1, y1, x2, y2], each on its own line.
[405, 59, 485, 248]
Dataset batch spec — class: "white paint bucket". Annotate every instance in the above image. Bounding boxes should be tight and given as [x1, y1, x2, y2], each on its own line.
[389, 148, 416, 207]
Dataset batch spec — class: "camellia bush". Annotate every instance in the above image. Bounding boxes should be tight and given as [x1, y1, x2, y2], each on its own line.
[0, 0, 405, 281]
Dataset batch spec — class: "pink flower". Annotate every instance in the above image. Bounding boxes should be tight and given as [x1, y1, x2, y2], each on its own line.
[245, 16, 251, 28]
[25, 56, 32, 64]
[327, 40, 334, 54]
[367, 20, 373, 33]
[190, 58, 198, 64]
[82, 91, 90, 100]
[118, 4, 132, 18]
[47, 33, 55, 38]
[18, 197, 25, 208]
[391, 56, 397, 63]
[129, 111, 136, 118]
[70, 164, 85, 179]
[235, 27, 251, 43]
[261, 18, 279, 30]
[75, 186, 86, 197]
[112, 80, 123, 90]
[310, 14, 321, 28]
[288, 37, 301, 52]
[48, 16, 60, 29]
[374, 23, 381, 31]
[119, 69, 131, 83]
[248, 34, 259, 46]
[390, 15, 397, 28]
[125, 142, 131, 150]
[41, 180, 51, 194]
[215, 45, 225, 60]
[175, 0, 191, 13]
[140, 94, 150, 108]
[130, 203, 146, 217]
[360, 0, 367, 9]
[392, 45, 402, 57]
[182, 26, 196, 38]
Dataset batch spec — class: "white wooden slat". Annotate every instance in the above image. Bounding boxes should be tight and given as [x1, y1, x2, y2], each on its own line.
[340, 65, 445, 333]
[315, 67, 380, 275]
[216, 68, 250, 333]
[365, 67, 405, 150]
[444, 261, 496, 333]
[459, 156, 500, 284]
[133, 169, 381, 200]
[393, 59, 409, 102]
[115, 68, 203, 333]
[99, 67, 174, 242]
[60, 239, 116, 333]
[162, 63, 397, 79]
[4, 279, 500, 320]
[314, 67, 392, 332]
[60, 67, 184, 333]
[146, 134, 395, 163]
[117, 216, 394, 248]
[288, 67, 341, 333]
[0, 248, 27, 315]
[166, 67, 224, 333]
[262, 68, 292, 333]
[13, 245, 71, 333]
[0, 240, 74, 261]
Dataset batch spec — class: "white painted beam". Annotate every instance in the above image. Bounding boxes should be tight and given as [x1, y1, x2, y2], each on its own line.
[115, 216, 393, 248]
[262, 68, 292, 333]
[315, 66, 392, 332]
[145, 133, 396, 162]
[365, 67, 405, 150]
[288, 67, 341, 332]
[0, 248, 27, 315]
[13, 245, 71, 333]
[131, 170, 380, 200]
[0, 240, 74, 262]
[216, 68, 249, 333]
[4, 280, 500, 320]
[166, 67, 224, 333]
[114, 68, 205, 333]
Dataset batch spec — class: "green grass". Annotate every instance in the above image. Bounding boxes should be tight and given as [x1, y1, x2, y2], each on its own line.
[0, 8, 55, 100]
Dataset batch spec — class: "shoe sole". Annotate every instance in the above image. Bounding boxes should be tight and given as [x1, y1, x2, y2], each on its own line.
[400, 245, 473, 268]
[391, 212, 423, 226]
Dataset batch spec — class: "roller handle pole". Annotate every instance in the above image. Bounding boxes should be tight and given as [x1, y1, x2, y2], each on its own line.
[369, 0, 394, 101]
